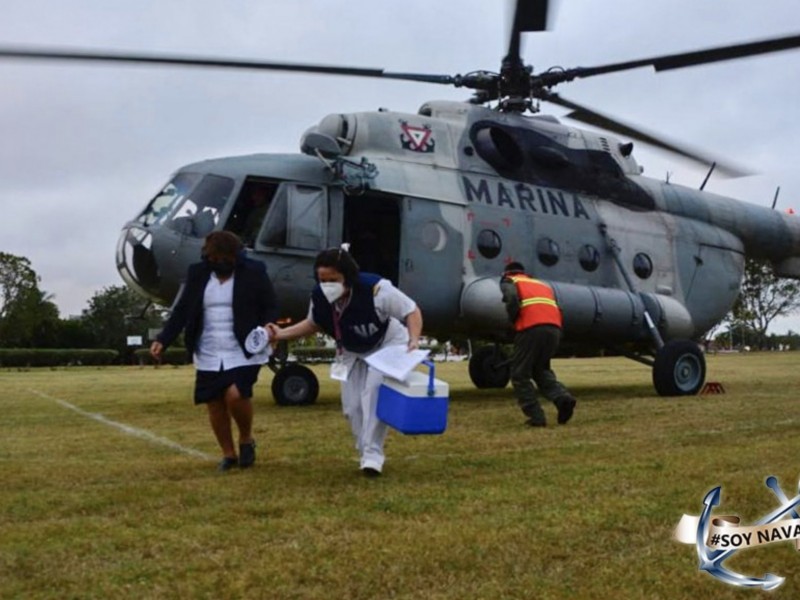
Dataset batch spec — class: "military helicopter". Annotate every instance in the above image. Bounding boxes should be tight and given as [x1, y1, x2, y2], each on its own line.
[3, 1, 800, 404]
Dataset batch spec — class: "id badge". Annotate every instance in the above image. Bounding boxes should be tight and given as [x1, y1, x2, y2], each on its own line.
[330, 357, 349, 382]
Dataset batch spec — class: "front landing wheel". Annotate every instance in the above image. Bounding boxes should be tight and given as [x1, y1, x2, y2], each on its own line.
[271, 364, 319, 406]
[652, 340, 706, 396]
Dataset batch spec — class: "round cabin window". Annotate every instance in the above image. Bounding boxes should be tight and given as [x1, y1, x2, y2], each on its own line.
[633, 253, 653, 279]
[579, 244, 600, 272]
[476, 229, 502, 259]
[537, 238, 560, 267]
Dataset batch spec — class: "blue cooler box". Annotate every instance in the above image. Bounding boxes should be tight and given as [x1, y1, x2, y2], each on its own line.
[377, 360, 449, 435]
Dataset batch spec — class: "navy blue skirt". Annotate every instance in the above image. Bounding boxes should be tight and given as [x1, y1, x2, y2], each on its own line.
[194, 365, 261, 404]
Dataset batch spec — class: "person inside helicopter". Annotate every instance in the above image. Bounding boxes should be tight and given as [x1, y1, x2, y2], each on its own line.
[226, 182, 277, 246]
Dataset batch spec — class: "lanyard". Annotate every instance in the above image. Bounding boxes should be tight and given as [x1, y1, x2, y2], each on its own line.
[331, 306, 344, 355]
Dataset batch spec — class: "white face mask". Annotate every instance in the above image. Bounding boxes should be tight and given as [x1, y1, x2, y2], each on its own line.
[320, 281, 345, 303]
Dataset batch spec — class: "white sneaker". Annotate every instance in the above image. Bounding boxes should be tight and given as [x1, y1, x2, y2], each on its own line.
[361, 459, 383, 477]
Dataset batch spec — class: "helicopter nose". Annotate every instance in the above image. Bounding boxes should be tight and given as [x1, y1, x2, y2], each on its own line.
[116, 225, 165, 303]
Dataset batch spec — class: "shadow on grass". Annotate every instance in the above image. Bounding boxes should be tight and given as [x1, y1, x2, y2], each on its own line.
[450, 382, 655, 404]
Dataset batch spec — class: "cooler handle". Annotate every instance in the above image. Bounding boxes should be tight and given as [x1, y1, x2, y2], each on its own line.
[423, 359, 435, 397]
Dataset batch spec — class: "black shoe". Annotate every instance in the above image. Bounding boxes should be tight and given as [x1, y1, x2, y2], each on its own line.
[362, 467, 382, 478]
[556, 396, 576, 425]
[217, 456, 239, 472]
[239, 440, 256, 468]
[521, 402, 546, 424]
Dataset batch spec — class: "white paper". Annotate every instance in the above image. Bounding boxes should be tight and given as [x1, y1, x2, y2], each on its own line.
[330, 360, 350, 381]
[365, 345, 430, 382]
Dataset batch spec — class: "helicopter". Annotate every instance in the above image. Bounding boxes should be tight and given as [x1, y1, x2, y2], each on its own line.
[2, 1, 800, 405]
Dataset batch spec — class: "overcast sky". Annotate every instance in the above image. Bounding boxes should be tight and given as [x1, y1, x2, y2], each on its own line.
[1, 0, 799, 331]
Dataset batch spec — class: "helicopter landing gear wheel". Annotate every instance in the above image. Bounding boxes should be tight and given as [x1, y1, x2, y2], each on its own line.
[652, 340, 706, 396]
[271, 364, 319, 406]
[468, 346, 510, 389]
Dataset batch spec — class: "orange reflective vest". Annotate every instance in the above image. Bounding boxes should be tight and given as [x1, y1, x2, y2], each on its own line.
[507, 274, 562, 331]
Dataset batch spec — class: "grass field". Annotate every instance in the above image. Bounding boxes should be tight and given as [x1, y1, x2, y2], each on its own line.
[2, 353, 800, 599]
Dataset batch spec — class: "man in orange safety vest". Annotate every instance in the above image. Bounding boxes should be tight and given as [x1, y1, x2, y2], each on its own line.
[500, 262, 576, 427]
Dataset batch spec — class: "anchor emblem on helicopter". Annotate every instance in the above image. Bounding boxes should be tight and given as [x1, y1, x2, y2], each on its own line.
[676, 476, 800, 590]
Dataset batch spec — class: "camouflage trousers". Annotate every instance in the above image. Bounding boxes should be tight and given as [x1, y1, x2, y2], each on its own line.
[510, 324, 570, 423]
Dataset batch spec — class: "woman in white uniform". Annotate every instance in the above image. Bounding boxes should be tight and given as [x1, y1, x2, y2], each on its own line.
[268, 247, 422, 477]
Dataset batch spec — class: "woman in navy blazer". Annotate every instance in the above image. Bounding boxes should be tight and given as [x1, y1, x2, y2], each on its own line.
[151, 231, 278, 471]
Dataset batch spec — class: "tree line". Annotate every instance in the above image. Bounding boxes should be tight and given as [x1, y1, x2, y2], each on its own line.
[0, 252, 164, 361]
[709, 258, 800, 350]
[2, 250, 800, 361]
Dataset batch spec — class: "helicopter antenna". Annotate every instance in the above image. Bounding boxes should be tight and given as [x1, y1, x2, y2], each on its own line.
[699, 162, 716, 190]
[771, 186, 781, 210]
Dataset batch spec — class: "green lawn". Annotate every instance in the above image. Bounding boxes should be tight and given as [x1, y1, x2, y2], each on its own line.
[2, 353, 800, 599]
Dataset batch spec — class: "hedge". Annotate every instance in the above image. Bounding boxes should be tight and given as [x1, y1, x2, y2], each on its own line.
[132, 343, 446, 367]
[291, 345, 444, 363]
[0, 349, 119, 367]
[0, 343, 450, 368]
[134, 348, 191, 366]
[291, 347, 337, 362]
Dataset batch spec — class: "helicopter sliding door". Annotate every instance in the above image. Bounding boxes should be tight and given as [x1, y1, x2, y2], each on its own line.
[252, 182, 330, 317]
[255, 183, 328, 250]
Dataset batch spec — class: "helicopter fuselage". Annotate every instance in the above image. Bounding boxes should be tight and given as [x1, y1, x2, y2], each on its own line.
[116, 101, 800, 353]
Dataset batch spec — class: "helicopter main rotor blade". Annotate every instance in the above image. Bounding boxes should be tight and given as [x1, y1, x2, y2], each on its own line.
[535, 33, 800, 86]
[545, 92, 752, 178]
[514, 0, 550, 32]
[0, 45, 458, 85]
[506, 0, 550, 60]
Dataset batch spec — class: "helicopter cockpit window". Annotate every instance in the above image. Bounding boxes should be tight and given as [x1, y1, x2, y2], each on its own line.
[579, 244, 600, 272]
[537, 237, 560, 267]
[260, 184, 327, 250]
[476, 229, 502, 259]
[137, 172, 202, 227]
[167, 174, 234, 238]
[137, 173, 233, 238]
[633, 253, 653, 279]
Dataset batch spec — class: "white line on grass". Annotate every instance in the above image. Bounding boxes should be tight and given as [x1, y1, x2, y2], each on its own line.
[30, 389, 215, 461]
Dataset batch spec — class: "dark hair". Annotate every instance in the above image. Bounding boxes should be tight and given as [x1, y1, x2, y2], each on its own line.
[504, 261, 525, 274]
[314, 247, 360, 286]
[202, 231, 243, 262]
